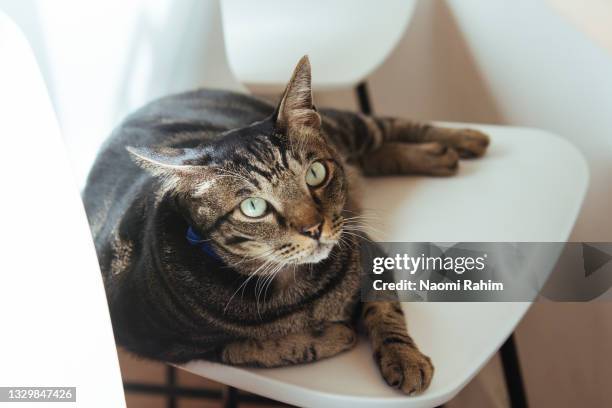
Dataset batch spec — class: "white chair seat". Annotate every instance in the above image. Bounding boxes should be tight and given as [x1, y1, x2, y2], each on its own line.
[181, 124, 588, 407]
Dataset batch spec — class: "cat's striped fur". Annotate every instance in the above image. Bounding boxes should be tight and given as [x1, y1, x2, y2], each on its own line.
[83, 56, 488, 395]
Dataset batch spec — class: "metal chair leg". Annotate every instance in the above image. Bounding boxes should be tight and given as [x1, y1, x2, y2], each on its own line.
[356, 82, 373, 115]
[222, 386, 238, 408]
[166, 366, 177, 408]
[500, 333, 528, 408]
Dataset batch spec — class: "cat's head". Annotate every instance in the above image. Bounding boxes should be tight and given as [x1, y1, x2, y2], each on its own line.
[128, 56, 351, 271]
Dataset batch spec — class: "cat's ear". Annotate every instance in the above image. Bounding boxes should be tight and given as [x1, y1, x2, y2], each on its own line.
[126, 146, 211, 186]
[274, 55, 321, 132]
[127, 146, 217, 195]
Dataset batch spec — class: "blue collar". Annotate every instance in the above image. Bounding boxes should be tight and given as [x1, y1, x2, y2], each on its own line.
[186, 226, 223, 262]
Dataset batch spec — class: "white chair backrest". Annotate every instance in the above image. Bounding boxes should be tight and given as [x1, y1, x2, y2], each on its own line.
[0, 12, 125, 407]
[221, 0, 417, 90]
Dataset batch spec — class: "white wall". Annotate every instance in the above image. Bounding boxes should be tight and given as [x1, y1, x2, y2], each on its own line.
[444, 0, 612, 241]
[0, 0, 241, 187]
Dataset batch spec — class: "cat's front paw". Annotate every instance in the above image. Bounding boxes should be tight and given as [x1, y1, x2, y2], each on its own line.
[449, 129, 490, 158]
[375, 344, 434, 395]
[314, 322, 358, 356]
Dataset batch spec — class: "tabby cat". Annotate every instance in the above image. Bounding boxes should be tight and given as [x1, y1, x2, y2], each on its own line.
[84, 56, 489, 395]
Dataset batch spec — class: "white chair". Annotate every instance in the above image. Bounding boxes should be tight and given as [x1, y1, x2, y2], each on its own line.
[0, 12, 125, 407]
[173, 2, 590, 407]
[2, 2, 588, 407]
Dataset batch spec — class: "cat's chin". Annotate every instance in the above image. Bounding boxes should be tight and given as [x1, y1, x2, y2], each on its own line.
[295, 242, 335, 264]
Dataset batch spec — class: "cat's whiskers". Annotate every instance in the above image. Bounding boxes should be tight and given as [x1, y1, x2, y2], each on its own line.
[342, 218, 385, 238]
[342, 217, 382, 227]
[261, 262, 285, 312]
[228, 247, 275, 267]
[223, 265, 265, 313]
[342, 209, 384, 226]
[227, 253, 285, 315]
[335, 238, 348, 251]
[255, 260, 285, 317]
[340, 230, 375, 243]
[336, 235, 354, 251]
[343, 207, 384, 218]
[251, 245, 320, 315]
[342, 224, 384, 237]
[223, 251, 277, 313]
[342, 214, 382, 224]
[342, 229, 374, 242]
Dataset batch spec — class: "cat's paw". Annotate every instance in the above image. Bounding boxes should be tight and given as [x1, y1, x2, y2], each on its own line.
[448, 129, 490, 158]
[315, 322, 358, 355]
[375, 344, 434, 395]
[415, 142, 459, 176]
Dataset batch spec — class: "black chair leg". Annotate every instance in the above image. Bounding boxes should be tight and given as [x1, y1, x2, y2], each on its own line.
[166, 366, 177, 408]
[356, 82, 373, 115]
[500, 334, 528, 408]
[222, 386, 238, 408]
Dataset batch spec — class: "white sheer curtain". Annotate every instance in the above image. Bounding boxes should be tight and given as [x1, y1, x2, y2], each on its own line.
[0, 0, 242, 187]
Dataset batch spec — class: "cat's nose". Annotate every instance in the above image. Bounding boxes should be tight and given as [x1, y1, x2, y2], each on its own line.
[300, 221, 322, 240]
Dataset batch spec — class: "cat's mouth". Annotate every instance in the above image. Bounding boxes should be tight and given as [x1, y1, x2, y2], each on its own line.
[305, 242, 335, 263]
[288, 241, 335, 265]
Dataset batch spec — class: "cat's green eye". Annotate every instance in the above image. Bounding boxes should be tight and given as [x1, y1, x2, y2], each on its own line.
[305, 161, 327, 187]
[240, 197, 268, 218]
